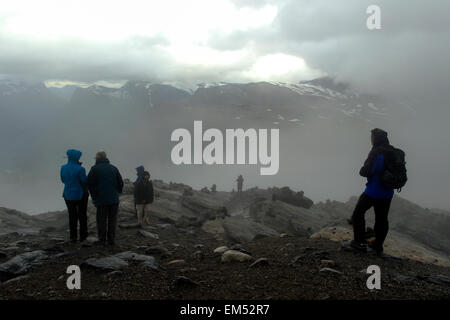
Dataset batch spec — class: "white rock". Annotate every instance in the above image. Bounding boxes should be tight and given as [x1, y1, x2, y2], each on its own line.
[213, 246, 229, 254]
[221, 250, 252, 263]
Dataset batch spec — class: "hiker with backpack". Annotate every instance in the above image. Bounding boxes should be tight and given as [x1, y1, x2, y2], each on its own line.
[134, 171, 154, 226]
[349, 128, 407, 255]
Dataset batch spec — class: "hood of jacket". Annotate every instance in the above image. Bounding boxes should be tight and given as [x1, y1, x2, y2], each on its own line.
[95, 158, 110, 165]
[136, 165, 145, 175]
[67, 149, 82, 164]
[371, 128, 390, 148]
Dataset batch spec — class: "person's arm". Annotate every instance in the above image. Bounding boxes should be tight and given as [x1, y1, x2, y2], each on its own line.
[87, 167, 97, 199]
[60, 167, 65, 184]
[359, 149, 378, 177]
[149, 182, 154, 204]
[78, 167, 87, 189]
[116, 168, 124, 194]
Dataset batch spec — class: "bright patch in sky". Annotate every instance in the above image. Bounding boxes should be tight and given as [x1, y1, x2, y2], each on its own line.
[3, 0, 277, 42]
[0, 0, 321, 83]
[245, 53, 323, 81]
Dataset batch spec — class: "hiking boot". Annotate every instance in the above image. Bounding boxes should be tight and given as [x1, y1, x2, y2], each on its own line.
[368, 242, 384, 256]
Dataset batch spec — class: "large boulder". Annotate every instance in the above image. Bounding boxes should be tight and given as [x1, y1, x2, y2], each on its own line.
[221, 216, 279, 243]
[0, 249, 64, 281]
[248, 200, 322, 236]
[271, 187, 313, 209]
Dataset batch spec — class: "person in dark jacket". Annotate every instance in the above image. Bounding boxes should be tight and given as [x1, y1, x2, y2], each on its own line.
[87, 151, 124, 246]
[133, 165, 145, 216]
[60, 149, 89, 242]
[134, 171, 154, 226]
[350, 128, 394, 254]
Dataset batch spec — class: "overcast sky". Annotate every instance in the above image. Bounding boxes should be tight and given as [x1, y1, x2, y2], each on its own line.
[1, 0, 449, 96]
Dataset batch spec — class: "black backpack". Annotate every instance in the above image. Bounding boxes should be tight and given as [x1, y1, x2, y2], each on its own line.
[380, 147, 407, 191]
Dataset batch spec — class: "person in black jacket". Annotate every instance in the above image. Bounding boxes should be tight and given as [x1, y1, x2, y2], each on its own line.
[134, 171, 154, 226]
[87, 151, 124, 246]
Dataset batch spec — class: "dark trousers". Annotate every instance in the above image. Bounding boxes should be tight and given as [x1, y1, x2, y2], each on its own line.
[64, 192, 88, 241]
[96, 204, 119, 244]
[352, 193, 392, 249]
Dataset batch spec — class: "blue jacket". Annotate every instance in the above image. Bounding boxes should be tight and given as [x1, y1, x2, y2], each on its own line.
[359, 131, 394, 199]
[134, 165, 145, 186]
[87, 158, 124, 207]
[60, 149, 87, 201]
[363, 153, 394, 199]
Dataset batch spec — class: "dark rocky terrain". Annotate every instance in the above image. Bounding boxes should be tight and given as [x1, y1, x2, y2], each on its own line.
[0, 180, 449, 299]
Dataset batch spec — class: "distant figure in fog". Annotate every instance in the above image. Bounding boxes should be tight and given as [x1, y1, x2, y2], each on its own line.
[236, 175, 244, 194]
[134, 171, 154, 226]
[133, 165, 145, 215]
[87, 151, 124, 246]
[60, 149, 89, 243]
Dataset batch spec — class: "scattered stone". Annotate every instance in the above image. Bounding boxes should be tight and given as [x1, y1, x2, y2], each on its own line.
[82, 256, 129, 272]
[249, 258, 269, 268]
[0, 250, 63, 282]
[174, 276, 199, 287]
[167, 259, 185, 265]
[114, 251, 159, 270]
[289, 254, 307, 265]
[213, 246, 229, 254]
[138, 230, 159, 240]
[320, 259, 336, 267]
[320, 267, 343, 275]
[86, 236, 98, 243]
[106, 271, 123, 277]
[145, 246, 172, 258]
[221, 250, 252, 263]
[156, 224, 173, 229]
[231, 247, 252, 256]
[280, 233, 289, 238]
[119, 223, 142, 229]
[50, 238, 64, 243]
[194, 244, 205, 249]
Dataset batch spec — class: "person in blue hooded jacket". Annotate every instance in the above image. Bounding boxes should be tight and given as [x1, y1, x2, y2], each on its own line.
[60, 149, 89, 242]
[134, 166, 145, 186]
[350, 128, 394, 254]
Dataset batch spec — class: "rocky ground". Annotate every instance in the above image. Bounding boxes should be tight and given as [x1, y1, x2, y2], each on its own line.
[0, 180, 449, 300]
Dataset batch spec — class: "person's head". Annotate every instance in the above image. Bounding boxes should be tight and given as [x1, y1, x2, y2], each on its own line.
[136, 165, 145, 175]
[67, 149, 82, 164]
[95, 151, 107, 162]
[142, 171, 150, 181]
[370, 128, 389, 147]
